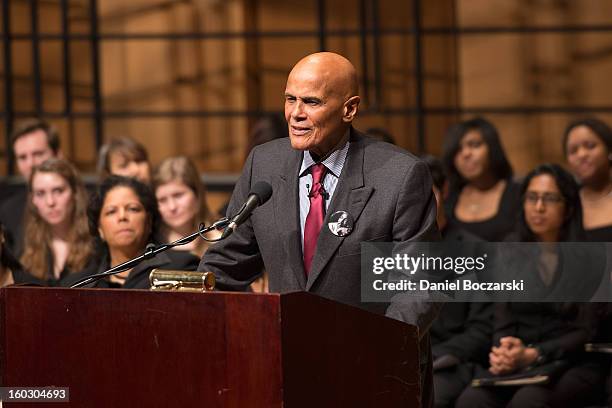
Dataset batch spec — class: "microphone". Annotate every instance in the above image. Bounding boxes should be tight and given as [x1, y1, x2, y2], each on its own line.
[221, 181, 272, 239]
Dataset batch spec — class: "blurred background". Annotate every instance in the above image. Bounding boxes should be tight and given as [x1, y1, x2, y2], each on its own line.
[1, 0, 611, 207]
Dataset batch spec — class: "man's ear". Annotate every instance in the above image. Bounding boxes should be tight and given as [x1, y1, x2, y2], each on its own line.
[342, 96, 361, 123]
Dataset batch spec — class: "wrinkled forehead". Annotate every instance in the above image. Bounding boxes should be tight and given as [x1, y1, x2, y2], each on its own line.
[285, 65, 336, 98]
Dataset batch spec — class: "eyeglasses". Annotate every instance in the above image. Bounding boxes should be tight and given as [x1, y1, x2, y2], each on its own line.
[524, 192, 565, 205]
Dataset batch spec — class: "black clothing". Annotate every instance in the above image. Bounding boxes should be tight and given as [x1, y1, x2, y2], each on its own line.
[494, 302, 593, 361]
[433, 224, 492, 365]
[431, 302, 492, 366]
[0, 188, 26, 256]
[580, 218, 612, 407]
[441, 222, 482, 242]
[446, 180, 521, 242]
[456, 362, 606, 408]
[584, 224, 612, 242]
[431, 225, 492, 407]
[455, 303, 603, 408]
[433, 363, 479, 408]
[64, 249, 199, 289]
[11, 266, 45, 286]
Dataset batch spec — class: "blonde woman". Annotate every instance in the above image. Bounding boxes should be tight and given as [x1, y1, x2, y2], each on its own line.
[20, 158, 94, 286]
[152, 156, 220, 257]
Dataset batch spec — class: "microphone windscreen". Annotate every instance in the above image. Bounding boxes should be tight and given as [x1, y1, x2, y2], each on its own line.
[250, 181, 273, 205]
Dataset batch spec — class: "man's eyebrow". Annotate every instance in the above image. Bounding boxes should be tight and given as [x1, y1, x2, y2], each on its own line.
[302, 96, 322, 104]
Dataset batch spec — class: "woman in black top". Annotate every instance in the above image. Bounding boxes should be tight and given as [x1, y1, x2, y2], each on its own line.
[456, 164, 605, 408]
[65, 176, 198, 289]
[20, 159, 95, 286]
[563, 118, 612, 242]
[0, 222, 42, 286]
[442, 117, 521, 242]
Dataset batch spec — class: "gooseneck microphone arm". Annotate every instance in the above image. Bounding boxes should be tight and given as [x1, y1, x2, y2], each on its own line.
[70, 217, 230, 288]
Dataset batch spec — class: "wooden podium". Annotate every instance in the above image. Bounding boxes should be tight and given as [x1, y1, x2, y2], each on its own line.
[0, 287, 421, 407]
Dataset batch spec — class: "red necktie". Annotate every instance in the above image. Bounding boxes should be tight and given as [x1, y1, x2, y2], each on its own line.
[303, 163, 327, 275]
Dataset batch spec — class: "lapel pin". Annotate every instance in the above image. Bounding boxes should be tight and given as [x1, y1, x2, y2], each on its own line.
[328, 211, 354, 237]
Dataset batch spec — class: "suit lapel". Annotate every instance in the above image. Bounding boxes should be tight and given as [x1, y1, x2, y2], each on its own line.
[274, 147, 307, 289]
[306, 130, 373, 290]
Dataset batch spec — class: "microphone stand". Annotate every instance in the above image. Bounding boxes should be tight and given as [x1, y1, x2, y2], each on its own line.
[70, 217, 229, 288]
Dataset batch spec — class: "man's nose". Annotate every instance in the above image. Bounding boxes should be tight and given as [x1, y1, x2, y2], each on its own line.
[291, 101, 306, 120]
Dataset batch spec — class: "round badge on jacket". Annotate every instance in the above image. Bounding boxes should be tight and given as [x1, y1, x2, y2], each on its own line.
[327, 210, 354, 237]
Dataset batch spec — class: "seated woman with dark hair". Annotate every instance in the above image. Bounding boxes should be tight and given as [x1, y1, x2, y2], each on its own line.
[442, 117, 521, 242]
[563, 117, 612, 241]
[456, 164, 606, 408]
[0, 222, 42, 286]
[66, 176, 199, 289]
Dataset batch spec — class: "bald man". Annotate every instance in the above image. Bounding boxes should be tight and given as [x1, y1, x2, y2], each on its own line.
[199, 52, 439, 406]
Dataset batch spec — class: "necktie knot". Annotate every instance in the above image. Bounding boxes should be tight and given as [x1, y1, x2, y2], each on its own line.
[309, 164, 327, 199]
[311, 163, 326, 184]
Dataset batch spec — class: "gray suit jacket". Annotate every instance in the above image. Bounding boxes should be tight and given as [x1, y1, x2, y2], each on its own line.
[199, 128, 440, 407]
[199, 128, 439, 322]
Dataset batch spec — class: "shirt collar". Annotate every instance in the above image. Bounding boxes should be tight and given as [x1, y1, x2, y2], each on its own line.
[299, 130, 350, 178]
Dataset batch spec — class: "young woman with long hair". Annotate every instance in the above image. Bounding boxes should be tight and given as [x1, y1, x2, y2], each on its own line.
[20, 158, 93, 286]
[152, 156, 220, 257]
[442, 117, 520, 242]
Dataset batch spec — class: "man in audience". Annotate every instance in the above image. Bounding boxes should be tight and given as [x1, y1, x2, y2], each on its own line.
[199, 52, 439, 406]
[0, 118, 62, 254]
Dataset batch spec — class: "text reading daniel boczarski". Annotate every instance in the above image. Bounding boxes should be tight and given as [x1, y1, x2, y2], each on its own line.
[371, 254, 524, 292]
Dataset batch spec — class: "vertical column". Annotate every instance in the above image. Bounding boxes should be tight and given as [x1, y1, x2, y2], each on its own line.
[90, 0, 103, 150]
[317, 0, 326, 51]
[359, 0, 370, 106]
[61, 0, 72, 116]
[30, 0, 42, 116]
[372, 0, 382, 109]
[412, 0, 425, 153]
[2, 1, 14, 174]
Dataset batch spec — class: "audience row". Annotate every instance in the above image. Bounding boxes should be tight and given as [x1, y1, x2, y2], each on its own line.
[1, 115, 612, 407]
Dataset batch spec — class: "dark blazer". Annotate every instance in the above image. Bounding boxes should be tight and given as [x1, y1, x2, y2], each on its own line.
[199, 128, 439, 407]
[199, 128, 438, 313]
[0, 188, 26, 256]
[63, 249, 199, 289]
[431, 224, 492, 366]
